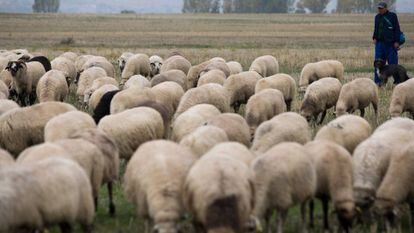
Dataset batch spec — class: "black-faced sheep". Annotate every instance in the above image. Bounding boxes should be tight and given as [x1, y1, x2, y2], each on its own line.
[299, 60, 344, 92]
[248, 55, 279, 77]
[36, 70, 69, 102]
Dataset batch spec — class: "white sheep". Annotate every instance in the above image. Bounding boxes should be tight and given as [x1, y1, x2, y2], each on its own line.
[183, 143, 255, 233]
[122, 74, 150, 89]
[199, 60, 231, 78]
[179, 125, 229, 158]
[171, 104, 221, 142]
[0, 68, 13, 89]
[110, 86, 155, 114]
[224, 71, 262, 112]
[83, 76, 118, 105]
[81, 56, 115, 78]
[197, 69, 226, 87]
[187, 58, 230, 89]
[174, 83, 231, 118]
[36, 70, 69, 103]
[305, 140, 355, 232]
[254, 73, 296, 111]
[226, 61, 243, 75]
[149, 55, 163, 77]
[0, 102, 76, 156]
[88, 84, 119, 111]
[299, 60, 344, 92]
[300, 77, 342, 124]
[121, 53, 151, 84]
[207, 142, 256, 165]
[160, 55, 191, 75]
[151, 81, 184, 116]
[51, 56, 77, 86]
[375, 117, 414, 133]
[124, 140, 197, 233]
[251, 112, 311, 153]
[151, 69, 187, 91]
[249, 55, 279, 77]
[205, 113, 251, 147]
[336, 78, 379, 121]
[389, 78, 414, 118]
[0, 148, 14, 167]
[251, 142, 316, 233]
[58, 51, 78, 62]
[98, 107, 164, 160]
[76, 67, 107, 104]
[117, 52, 134, 73]
[0, 157, 94, 233]
[315, 114, 372, 154]
[75, 54, 94, 76]
[245, 89, 286, 137]
[0, 80, 8, 99]
[0, 99, 19, 116]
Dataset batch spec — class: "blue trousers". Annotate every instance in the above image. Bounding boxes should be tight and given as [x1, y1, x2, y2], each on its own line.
[374, 41, 398, 85]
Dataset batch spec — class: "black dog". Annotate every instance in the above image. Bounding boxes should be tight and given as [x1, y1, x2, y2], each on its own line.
[374, 59, 410, 85]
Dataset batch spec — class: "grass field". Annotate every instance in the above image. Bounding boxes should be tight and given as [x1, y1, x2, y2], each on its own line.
[1, 13, 414, 232]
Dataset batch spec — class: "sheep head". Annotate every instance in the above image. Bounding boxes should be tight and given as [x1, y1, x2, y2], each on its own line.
[5, 61, 26, 77]
[336, 200, 356, 231]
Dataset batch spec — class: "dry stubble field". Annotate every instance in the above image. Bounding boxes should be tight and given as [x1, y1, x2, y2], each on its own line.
[1, 13, 414, 232]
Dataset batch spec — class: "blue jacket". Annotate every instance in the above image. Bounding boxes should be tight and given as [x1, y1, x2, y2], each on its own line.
[373, 11, 401, 43]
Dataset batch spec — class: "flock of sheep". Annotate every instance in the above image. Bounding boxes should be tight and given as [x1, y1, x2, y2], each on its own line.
[0, 48, 414, 233]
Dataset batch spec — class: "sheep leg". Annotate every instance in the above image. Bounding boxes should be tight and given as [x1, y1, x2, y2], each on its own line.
[59, 223, 73, 233]
[372, 101, 379, 125]
[276, 209, 288, 233]
[322, 197, 330, 232]
[410, 202, 414, 233]
[300, 201, 308, 233]
[264, 210, 272, 233]
[94, 196, 98, 212]
[108, 182, 116, 217]
[81, 224, 93, 233]
[145, 219, 150, 233]
[29, 92, 36, 105]
[286, 101, 292, 112]
[318, 110, 327, 125]
[309, 199, 315, 229]
[360, 108, 365, 118]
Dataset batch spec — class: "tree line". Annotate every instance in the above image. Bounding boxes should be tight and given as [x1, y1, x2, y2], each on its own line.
[32, 0, 60, 13]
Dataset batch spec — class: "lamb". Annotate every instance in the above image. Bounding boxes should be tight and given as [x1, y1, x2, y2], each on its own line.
[254, 73, 297, 111]
[174, 83, 231, 118]
[0, 99, 19, 115]
[0, 102, 76, 156]
[300, 77, 342, 124]
[389, 78, 414, 118]
[315, 115, 372, 154]
[51, 56, 77, 87]
[149, 55, 163, 77]
[197, 69, 226, 86]
[151, 69, 187, 90]
[183, 143, 255, 233]
[251, 112, 311, 153]
[305, 141, 355, 232]
[0, 80, 8, 99]
[44, 111, 96, 142]
[88, 84, 119, 111]
[98, 107, 164, 160]
[299, 60, 344, 92]
[36, 70, 69, 102]
[335, 78, 379, 121]
[0, 157, 94, 233]
[245, 89, 286, 137]
[205, 113, 252, 147]
[83, 76, 118, 105]
[224, 71, 262, 112]
[0, 148, 14, 166]
[58, 51, 78, 62]
[81, 56, 115, 78]
[110, 87, 155, 114]
[117, 52, 134, 73]
[226, 61, 243, 75]
[251, 142, 316, 233]
[187, 58, 230, 89]
[76, 67, 107, 104]
[151, 81, 184, 117]
[160, 55, 191, 75]
[248, 55, 279, 77]
[123, 74, 150, 89]
[171, 104, 221, 142]
[124, 140, 197, 233]
[121, 53, 151, 84]
[179, 125, 229, 158]
[92, 90, 120, 124]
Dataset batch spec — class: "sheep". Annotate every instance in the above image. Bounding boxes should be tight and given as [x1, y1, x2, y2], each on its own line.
[133, 100, 172, 138]
[171, 104, 221, 142]
[0, 148, 14, 167]
[5, 56, 51, 106]
[0, 157, 94, 233]
[245, 89, 286, 137]
[151, 69, 187, 90]
[251, 142, 316, 233]
[149, 55, 163, 77]
[206, 142, 256, 165]
[0, 102, 76, 156]
[197, 69, 226, 87]
[254, 73, 297, 111]
[124, 140, 197, 233]
[375, 117, 414, 133]
[121, 53, 151, 84]
[300, 77, 342, 124]
[98, 107, 164, 160]
[76, 67, 107, 104]
[81, 56, 115, 78]
[249, 55, 279, 77]
[299, 60, 344, 92]
[0, 99, 19, 115]
[226, 61, 243, 75]
[160, 55, 191, 75]
[315, 115, 372, 154]
[305, 140, 355, 232]
[389, 78, 414, 118]
[69, 128, 120, 216]
[92, 90, 120, 124]
[151, 81, 185, 117]
[58, 51, 78, 62]
[0, 68, 13, 88]
[117, 52, 134, 73]
[88, 84, 119, 111]
[336, 78, 379, 121]
[110, 86, 155, 114]
[179, 125, 229, 158]
[83, 76, 118, 105]
[187, 58, 230, 89]
[75, 54, 94, 77]
[51, 56, 77, 87]
[224, 71, 262, 112]
[204, 113, 251, 147]
[183, 143, 255, 233]
[174, 83, 231, 118]
[251, 112, 311, 153]
[0, 80, 8, 99]
[199, 60, 231, 78]
[121, 74, 149, 90]
[44, 111, 96, 142]
[36, 70, 69, 103]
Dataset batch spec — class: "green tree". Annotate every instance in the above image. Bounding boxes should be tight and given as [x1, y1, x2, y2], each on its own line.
[299, 0, 330, 13]
[32, 0, 59, 13]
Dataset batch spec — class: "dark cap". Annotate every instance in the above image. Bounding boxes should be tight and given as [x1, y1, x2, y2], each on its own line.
[377, 2, 387, 9]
